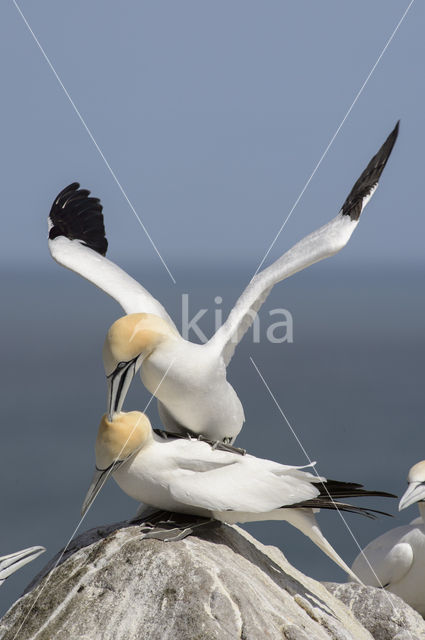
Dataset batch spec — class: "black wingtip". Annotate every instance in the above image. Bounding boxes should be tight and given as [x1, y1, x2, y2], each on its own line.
[341, 121, 400, 221]
[319, 479, 397, 501]
[283, 478, 396, 518]
[385, 120, 400, 151]
[48, 182, 108, 256]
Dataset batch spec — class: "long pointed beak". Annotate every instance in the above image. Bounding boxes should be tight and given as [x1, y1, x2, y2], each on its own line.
[107, 358, 140, 421]
[81, 467, 111, 517]
[0, 546, 45, 582]
[399, 482, 425, 511]
[81, 459, 128, 517]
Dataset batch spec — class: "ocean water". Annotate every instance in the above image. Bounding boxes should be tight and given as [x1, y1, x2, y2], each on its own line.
[0, 263, 424, 616]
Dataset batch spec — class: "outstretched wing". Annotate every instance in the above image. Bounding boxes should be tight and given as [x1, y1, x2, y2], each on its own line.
[209, 122, 399, 365]
[48, 183, 177, 328]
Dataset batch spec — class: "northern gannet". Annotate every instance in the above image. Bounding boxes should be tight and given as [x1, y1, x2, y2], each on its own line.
[81, 411, 395, 582]
[49, 123, 399, 441]
[351, 461, 425, 614]
[0, 546, 45, 586]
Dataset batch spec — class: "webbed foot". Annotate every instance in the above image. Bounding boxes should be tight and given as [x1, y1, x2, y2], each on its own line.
[132, 511, 216, 542]
[196, 434, 246, 456]
[153, 428, 246, 455]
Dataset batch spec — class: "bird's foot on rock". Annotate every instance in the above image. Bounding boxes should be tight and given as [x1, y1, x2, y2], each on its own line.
[132, 510, 216, 542]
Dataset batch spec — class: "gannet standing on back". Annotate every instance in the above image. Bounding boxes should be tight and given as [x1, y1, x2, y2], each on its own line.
[81, 411, 395, 582]
[49, 123, 399, 442]
[0, 546, 45, 586]
[352, 461, 425, 614]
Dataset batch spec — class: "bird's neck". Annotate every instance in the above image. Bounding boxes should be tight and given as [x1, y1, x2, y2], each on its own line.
[418, 502, 425, 523]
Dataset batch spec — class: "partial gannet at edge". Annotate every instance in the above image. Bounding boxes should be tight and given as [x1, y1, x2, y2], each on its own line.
[351, 460, 425, 614]
[49, 123, 399, 442]
[82, 411, 395, 582]
[0, 546, 45, 586]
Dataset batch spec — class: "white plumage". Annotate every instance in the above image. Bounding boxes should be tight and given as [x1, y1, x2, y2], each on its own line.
[352, 460, 425, 614]
[82, 411, 394, 583]
[49, 123, 399, 441]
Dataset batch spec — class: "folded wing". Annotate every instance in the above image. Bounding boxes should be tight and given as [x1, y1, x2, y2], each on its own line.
[352, 537, 413, 588]
[168, 445, 321, 513]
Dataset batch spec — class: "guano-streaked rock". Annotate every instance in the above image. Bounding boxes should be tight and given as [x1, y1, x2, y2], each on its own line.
[325, 582, 425, 640]
[0, 519, 373, 640]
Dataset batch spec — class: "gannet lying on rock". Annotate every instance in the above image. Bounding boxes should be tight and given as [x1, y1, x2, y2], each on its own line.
[352, 460, 425, 614]
[82, 411, 395, 582]
[49, 124, 399, 443]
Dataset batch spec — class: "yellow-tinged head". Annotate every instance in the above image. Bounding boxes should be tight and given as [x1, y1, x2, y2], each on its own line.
[95, 411, 153, 470]
[103, 313, 177, 376]
[81, 411, 153, 518]
[103, 313, 178, 419]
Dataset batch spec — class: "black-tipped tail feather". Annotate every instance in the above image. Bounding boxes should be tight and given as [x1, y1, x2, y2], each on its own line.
[314, 478, 396, 500]
[341, 121, 399, 221]
[287, 478, 396, 519]
[49, 182, 108, 256]
[289, 501, 392, 520]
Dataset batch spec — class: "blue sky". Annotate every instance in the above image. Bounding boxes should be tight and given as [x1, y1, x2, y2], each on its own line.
[0, 1, 423, 278]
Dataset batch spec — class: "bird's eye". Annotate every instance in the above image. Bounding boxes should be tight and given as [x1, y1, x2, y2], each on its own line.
[117, 361, 127, 370]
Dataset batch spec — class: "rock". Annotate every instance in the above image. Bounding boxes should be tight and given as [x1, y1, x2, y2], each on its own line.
[325, 582, 425, 640]
[0, 519, 373, 640]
